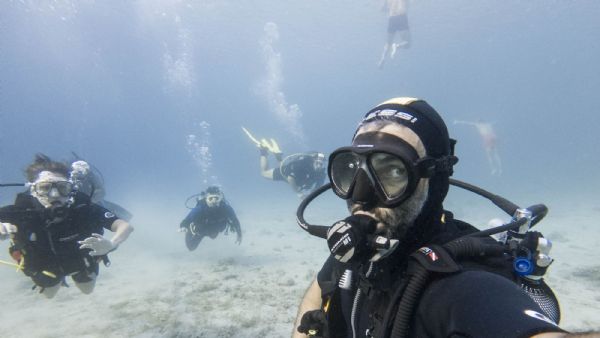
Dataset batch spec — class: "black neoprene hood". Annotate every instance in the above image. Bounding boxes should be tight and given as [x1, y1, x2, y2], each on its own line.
[353, 98, 458, 234]
[356, 99, 454, 159]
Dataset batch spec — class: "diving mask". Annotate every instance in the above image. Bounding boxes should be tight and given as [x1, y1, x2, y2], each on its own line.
[30, 171, 74, 208]
[328, 132, 455, 208]
[32, 181, 73, 197]
[205, 193, 223, 207]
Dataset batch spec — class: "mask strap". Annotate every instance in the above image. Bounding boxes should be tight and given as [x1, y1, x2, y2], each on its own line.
[416, 155, 459, 178]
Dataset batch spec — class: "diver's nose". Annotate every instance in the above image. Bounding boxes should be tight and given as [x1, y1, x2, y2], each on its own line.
[48, 187, 60, 198]
[351, 169, 376, 207]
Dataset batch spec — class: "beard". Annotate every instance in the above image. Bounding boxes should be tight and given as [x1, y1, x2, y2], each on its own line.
[349, 179, 429, 239]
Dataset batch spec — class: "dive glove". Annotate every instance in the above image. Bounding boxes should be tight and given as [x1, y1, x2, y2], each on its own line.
[297, 309, 329, 338]
[327, 215, 376, 264]
[78, 233, 116, 256]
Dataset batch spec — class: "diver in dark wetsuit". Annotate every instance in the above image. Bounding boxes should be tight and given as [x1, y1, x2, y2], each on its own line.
[242, 127, 326, 197]
[179, 186, 242, 251]
[275, 152, 327, 196]
[260, 149, 326, 197]
[0, 154, 133, 299]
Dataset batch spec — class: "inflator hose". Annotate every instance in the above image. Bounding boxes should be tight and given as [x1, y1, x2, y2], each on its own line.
[389, 237, 507, 338]
[296, 183, 331, 239]
[0, 183, 26, 187]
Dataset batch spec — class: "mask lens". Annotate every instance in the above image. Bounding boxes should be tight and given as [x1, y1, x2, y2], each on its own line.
[55, 181, 73, 196]
[369, 153, 409, 199]
[206, 195, 221, 203]
[34, 181, 72, 196]
[35, 182, 53, 195]
[330, 152, 361, 195]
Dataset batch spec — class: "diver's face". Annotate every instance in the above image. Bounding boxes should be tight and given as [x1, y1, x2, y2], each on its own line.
[348, 122, 429, 236]
[350, 179, 428, 235]
[205, 193, 223, 208]
[30, 171, 72, 208]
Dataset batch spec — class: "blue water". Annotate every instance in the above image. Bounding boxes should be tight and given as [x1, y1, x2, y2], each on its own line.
[1, 1, 600, 336]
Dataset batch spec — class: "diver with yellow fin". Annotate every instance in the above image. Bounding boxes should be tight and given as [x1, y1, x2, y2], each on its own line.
[242, 127, 326, 197]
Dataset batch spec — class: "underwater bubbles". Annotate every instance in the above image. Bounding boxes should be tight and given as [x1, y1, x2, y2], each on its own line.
[162, 15, 195, 96]
[186, 121, 217, 185]
[258, 22, 306, 147]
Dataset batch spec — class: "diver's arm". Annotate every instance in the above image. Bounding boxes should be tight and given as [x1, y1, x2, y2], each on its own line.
[109, 219, 133, 248]
[292, 279, 323, 338]
[180, 207, 201, 229]
[259, 151, 276, 179]
[228, 207, 242, 243]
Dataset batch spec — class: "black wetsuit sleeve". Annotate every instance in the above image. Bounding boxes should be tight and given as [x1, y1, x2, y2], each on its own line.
[414, 270, 565, 338]
[180, 206, 203, 229]
[0, 204, 23, 224]
[85, 202, 120, 231]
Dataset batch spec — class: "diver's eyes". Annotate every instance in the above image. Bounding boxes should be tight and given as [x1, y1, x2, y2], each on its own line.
[376, 165, 407, 180]
[388, 166, 406, 178]
[55, 182, 73, 195]
[35, 182, 53, 194]
[206, 195, 222, 203]
[34, 181, 73, 196]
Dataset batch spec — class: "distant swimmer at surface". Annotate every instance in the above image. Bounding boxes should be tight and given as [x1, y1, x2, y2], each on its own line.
[179, 186, 242, 251]
[243, 127, 326, 198]
[0, 154, 133, 298]
[378, 0, 411, 69]
[454, 119, 502, 175]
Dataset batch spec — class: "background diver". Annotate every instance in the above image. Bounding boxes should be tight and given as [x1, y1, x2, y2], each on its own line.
[243, 127, 327, 198]
[0, 154, 133, 298]
[179, 186, 242, 251]
[292, 98, 573, 338]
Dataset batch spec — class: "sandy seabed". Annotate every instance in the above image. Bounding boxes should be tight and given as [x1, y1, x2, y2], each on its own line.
[0, 193, 598, 337]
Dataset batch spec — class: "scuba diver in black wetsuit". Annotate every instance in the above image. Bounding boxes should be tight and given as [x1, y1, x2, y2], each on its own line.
[273, 152, 327, 197]
[179, 186, 242, 251]
[242, 127, 327, 197]
[0, 154, 133, 299]
[291, 98, 583, 338]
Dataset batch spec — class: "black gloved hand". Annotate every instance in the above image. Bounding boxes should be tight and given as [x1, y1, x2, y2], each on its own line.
[327, 215, 377, 264]
[297, 309, 329, 337]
